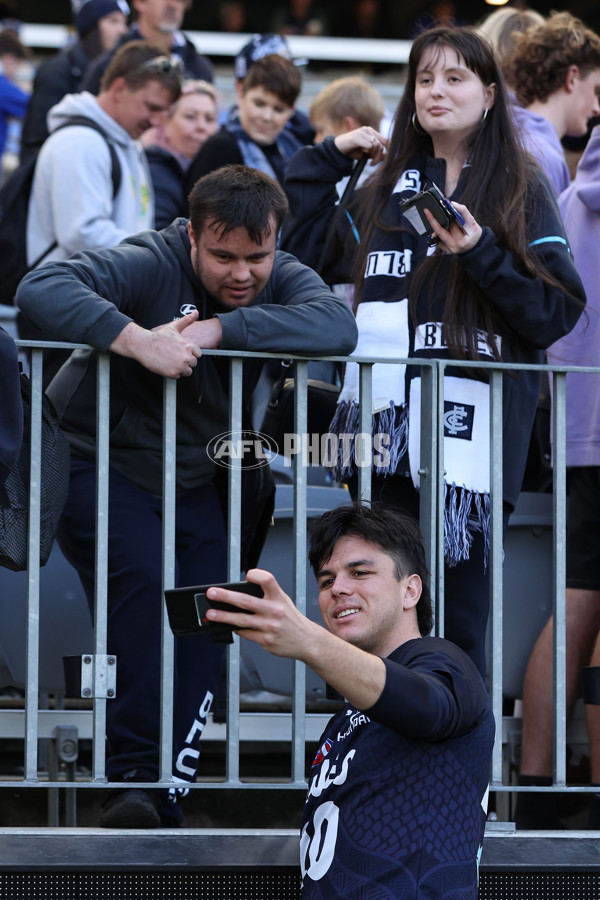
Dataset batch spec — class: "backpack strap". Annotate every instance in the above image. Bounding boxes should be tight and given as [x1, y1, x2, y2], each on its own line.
[30, 116, 123, 270]
[54, 115, 122, 198]
[315, 154, 368, 278]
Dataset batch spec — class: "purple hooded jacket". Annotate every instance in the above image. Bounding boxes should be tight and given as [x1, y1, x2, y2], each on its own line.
[548, 126, 600, 465]
[511, 101, 570, 197]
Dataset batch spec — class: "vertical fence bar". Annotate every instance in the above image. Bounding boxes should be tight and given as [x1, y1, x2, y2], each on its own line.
[552, 371, 567, 786]
[489, 369, 504, 784]
[226, 358, 244, 783]
[356, 364, 373, 504]
[92, 353, 111, 781]
[24, 350, 43, 781]
[159, 377, 177, 783]
[418, 362, 438, 616]
[292, 360, 308, 784]
[435, 363, 445, 637]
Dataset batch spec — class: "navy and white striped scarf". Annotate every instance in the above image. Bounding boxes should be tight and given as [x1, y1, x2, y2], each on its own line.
[330, 162, 495, 565]
[225, 111, 303, 183]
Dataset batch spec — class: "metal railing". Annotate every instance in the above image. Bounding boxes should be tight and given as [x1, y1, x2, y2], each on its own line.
[0, 341, 594, 837]
[20, 23, 412, 65]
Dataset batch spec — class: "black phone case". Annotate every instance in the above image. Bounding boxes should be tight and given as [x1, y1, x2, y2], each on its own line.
[165, 581, 263, 643]
[400, 185, 466, 236]
[420, 192, 452, 229]
[400, 190, 450, 234]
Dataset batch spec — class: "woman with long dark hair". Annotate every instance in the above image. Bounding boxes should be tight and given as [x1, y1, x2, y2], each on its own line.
[282, 26, 586, 675]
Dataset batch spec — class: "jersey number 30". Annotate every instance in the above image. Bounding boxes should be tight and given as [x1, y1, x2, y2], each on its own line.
[300, 801, 339, 882]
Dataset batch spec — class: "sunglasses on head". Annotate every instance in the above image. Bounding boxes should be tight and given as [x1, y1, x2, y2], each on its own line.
[136, 55, 184, 76]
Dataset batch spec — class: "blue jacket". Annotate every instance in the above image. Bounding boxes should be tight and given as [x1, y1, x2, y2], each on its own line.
[0, 73, 29, 159]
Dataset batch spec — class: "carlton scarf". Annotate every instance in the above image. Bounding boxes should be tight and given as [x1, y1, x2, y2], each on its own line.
[330, 162, 497, 566]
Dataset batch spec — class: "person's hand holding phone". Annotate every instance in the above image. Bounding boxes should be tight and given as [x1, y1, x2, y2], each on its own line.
[205, 569, 322, 659]
[424, 201, 482, 254]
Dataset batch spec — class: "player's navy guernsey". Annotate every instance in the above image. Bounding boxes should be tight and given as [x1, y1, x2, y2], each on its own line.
[301, 636, 495, 899]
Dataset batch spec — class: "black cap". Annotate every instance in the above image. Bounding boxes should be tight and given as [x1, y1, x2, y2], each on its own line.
[234, 32, 298, 80]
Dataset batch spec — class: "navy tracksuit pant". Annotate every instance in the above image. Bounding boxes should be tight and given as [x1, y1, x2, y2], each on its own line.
[58, 459, 228, 802]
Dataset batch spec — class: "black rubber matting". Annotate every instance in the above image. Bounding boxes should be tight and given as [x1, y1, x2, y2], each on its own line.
[1, 871, 600, 898]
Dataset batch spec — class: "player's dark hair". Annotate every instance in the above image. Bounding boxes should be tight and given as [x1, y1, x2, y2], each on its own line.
[188, 164, 289, 244]
[309, 503, 433, 636]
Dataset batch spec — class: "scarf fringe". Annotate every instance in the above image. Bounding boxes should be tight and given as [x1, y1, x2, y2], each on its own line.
[328, 400, 408, 479]
[329, 401, 491, 567]
[444, 484, 491, 568]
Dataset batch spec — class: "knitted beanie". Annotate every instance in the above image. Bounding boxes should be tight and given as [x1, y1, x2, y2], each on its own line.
[73, 0, 130, 38]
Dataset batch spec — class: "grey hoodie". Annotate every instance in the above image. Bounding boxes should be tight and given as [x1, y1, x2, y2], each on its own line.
[548, 126, 600, 466]
[26, 91, 154, 266]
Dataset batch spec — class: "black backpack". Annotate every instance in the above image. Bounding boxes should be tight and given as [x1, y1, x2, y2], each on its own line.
[0, 116, 122, 306]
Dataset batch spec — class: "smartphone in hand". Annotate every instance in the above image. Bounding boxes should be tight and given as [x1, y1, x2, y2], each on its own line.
[400, 182, 467, 236]
[165, 581, 264, 643]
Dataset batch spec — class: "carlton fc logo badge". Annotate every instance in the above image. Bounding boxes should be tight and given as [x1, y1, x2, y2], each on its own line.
[444, 401, 474, 440]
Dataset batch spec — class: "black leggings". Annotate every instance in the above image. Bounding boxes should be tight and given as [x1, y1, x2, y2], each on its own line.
[349, 472, 510, 678]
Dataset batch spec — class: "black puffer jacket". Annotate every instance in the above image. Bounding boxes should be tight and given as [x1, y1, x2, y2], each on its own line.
[145, 144, 187, 229]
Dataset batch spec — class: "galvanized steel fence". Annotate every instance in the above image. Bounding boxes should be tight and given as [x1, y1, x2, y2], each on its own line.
[0, 342, 592, 823]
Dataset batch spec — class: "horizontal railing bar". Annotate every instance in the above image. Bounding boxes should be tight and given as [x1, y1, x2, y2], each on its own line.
[0, 827, 598, 872]
[2, 780, 600, 792]
[2, 780, 600, 793]
[14, 339, 600, 374]
[0, 710, 332, 742]
[0, 780, 309, 790]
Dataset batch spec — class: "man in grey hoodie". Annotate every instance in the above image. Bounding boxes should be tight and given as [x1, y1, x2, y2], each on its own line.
[26, 39, 181, 271]
[21, 39, 182, 383]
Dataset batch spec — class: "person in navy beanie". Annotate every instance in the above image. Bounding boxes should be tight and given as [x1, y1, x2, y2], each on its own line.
[74, 0, 131, 46]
